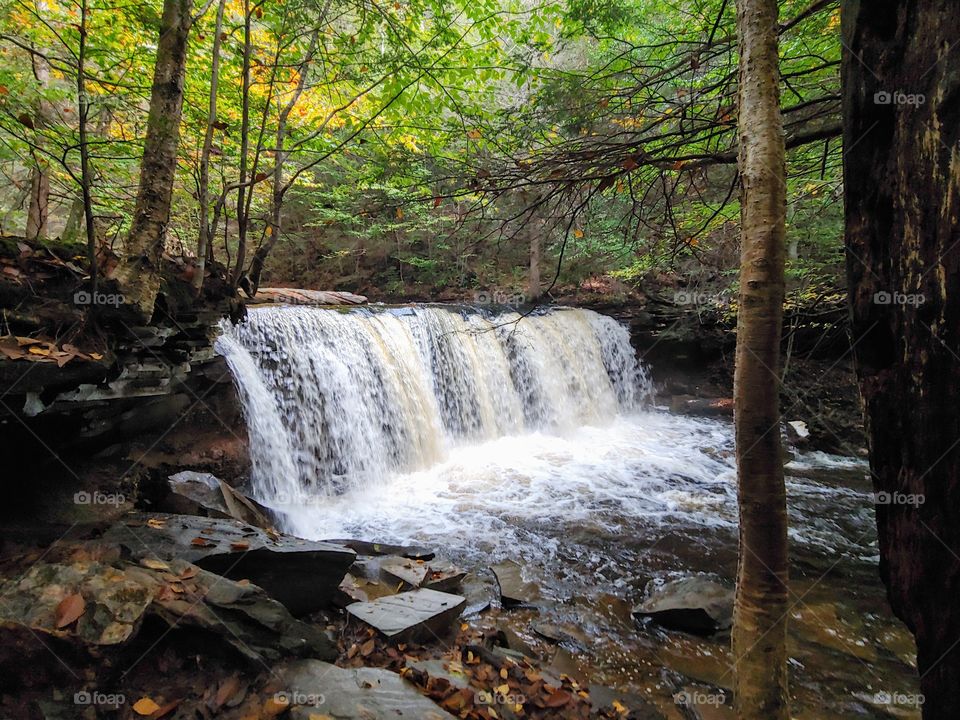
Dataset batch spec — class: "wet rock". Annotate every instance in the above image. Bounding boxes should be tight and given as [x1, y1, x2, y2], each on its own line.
[494, 623, 538, 659]
[673, 685, 734, 719]
[103, 514, 355, 615]
[491, 560, 541, 607]
[589, 685, 665, 719]
[279, 659, 455, 719]
[380, 556, 431, 587]
[532, 621, 590, 648]
[379, 556, 467, 593]
[346, 588, 466, 642]
[670, 396, 734, 417]
[325, 538, 434, 561]
[786, 420, 811, 444]
[462, 572, 497, 616]
[633, 577, 733, 635]
[166, 471, 273, 529]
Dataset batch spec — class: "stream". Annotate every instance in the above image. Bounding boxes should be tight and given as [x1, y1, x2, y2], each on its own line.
[217, 304, 919, 719]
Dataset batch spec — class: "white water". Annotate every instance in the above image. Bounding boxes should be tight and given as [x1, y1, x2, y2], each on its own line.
[216, 305, 650, 527]
[217, 304, 874, 573]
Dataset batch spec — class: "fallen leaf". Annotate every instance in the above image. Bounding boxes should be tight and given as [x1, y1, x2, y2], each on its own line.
[191, 537, 215, 547]
[263, 695, 290, 717]
[132, 697, 161, 716]
[230, 541, 250, 551]
[544, 689, 571, 708]
[142, 559, 170, 571]
[147, 518, 166, 529]
[55, 593, 85, 628]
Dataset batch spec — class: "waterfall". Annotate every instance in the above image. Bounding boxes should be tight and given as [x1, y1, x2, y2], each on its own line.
[216, 305, 650, 516]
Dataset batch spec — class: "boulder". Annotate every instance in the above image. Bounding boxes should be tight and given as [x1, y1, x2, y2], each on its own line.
[167, 471, 273, 529]
[632, 576, 734, 635]
[491, 560, 541, 607]
[279, 659, 455, 719]
[0, 556, 336, 676]
[346, 588, 466, 642]
[102, 514, 355, 615]
[670, 396, 734, 417]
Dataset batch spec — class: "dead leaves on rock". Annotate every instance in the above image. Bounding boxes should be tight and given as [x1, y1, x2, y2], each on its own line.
[0, 335, 103, 366]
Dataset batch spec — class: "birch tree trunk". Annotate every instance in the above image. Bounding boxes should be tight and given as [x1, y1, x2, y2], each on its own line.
[843, 2, 960, 715]
[193, 0, 227, 293]
[112, 0, 193, 319]
[732, 0, 790, 717]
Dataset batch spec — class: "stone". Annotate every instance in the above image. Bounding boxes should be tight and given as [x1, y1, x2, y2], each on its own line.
[347, 588, 466, 642]
[588, 685, 665, 719]
[0, 557, 336, 675]
[633, 577, 734, 635]
[279, 659, 454, 719]
[102, 513, 355, 615]
[491, 560, 541, 607]
[380, 556, 431, 587]
[670, 396, 734, 417]
[167, 471, 273, 529]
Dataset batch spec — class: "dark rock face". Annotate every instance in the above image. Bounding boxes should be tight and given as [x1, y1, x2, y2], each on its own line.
[103, 514, 356, 616]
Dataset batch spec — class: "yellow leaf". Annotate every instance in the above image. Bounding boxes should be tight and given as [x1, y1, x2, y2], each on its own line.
[573, 229, 584, 238]
[133, 697, 161, 716]
[499, 667, 508, 679]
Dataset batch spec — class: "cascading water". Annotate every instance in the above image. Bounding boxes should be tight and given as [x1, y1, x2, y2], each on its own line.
[216, 305, 651, 523]
[215, 303, 910, 717]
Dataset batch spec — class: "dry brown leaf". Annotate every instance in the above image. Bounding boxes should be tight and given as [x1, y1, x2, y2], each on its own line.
[142, 559, 170, 571]
[55, 593, 85, 628]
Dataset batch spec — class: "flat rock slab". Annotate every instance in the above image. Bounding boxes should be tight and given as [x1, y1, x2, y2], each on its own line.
[492, 560, 541, 607]
[379, 556, 467, 593]
[347, 588, 466, 642]
[380, 556, 431, 587]
[103, 513, 355, 616]
[633, 576, 734, 635]
[280, 659, 455, 720]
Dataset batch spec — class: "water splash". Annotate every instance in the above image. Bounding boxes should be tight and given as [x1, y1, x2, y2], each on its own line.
[216, 305, 650, 521]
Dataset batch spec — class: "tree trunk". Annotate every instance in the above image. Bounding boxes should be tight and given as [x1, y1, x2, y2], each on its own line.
[843, 2, 960, 716]
[25, 161, 49, 241]
[230, 0, 253, 288]
[194, 0, 227, 293]
[26, 34, 51, 242]
[112, 0, 194, 320]
[77, 0, 98, 296]
[732, 0, 790, 718]
[528, 221, 541, 301]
